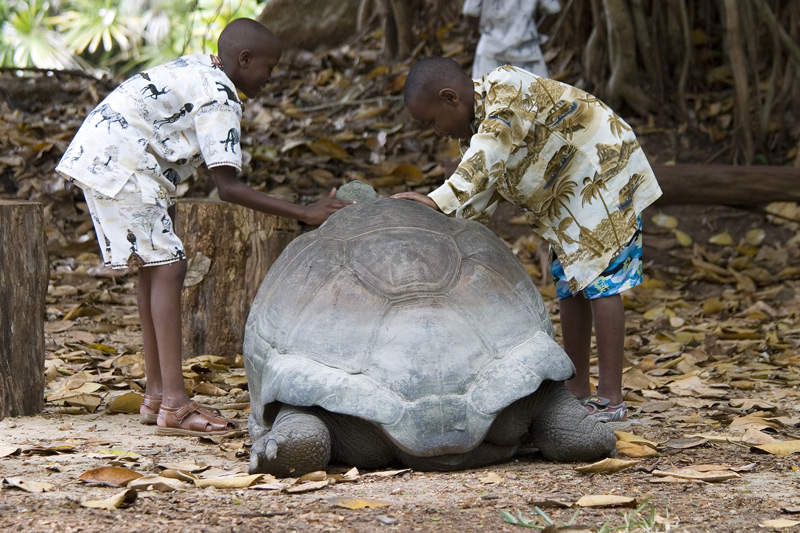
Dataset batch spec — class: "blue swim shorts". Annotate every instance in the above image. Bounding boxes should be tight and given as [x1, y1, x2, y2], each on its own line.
[551, 217, 643, 300]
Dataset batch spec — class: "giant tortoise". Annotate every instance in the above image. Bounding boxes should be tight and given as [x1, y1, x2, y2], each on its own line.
[244, 195, 616, 476]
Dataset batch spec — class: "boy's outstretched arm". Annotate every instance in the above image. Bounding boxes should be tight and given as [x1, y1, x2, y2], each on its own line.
[391, 191, 441, 211]
[212, 165, 350, 225]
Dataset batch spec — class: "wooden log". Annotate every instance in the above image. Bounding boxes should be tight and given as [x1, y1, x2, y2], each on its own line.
[0, 200, 48, 419]
[175, 199, 301, 359]
[654, 164, 800, 205]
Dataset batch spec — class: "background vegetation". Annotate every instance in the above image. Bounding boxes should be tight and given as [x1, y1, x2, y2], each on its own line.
[0, 0, 260, 74]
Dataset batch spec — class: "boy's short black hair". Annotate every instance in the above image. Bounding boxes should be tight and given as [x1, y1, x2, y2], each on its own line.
[404, 56, 468, 105]
[218, 18, 279, 55]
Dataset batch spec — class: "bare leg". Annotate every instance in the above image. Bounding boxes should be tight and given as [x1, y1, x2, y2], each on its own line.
[590, 293, 625, 405]
[137, 267, 162, 398]
[146, 260, 190, 408]
[559, 294, 593, 400]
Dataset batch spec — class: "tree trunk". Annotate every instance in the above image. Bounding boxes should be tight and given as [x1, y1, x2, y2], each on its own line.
[653, 165, 800, 205]
[722, 0, 754, 164]
[175, 200, 301, 359]
[602, 0, 652, 116]
[0, 200, 48, 419]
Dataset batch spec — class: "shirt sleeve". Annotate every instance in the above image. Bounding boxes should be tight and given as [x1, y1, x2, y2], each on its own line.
[428, 74, 535, 222]
[538, 0, 562, 17]
[462, 0, 483, 18]
[194, 100, 243, 171]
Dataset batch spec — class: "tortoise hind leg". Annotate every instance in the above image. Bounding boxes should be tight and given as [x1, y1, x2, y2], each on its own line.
[248, 405, 331, 477]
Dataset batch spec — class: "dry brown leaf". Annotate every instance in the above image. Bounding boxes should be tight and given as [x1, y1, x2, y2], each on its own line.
[157, 461, 209, 473]
[362, 468, 411, 478]
[159, 469, 199, 483]
[194, 473, 264, 489]
[479, 472, 504, 484]
[328, 496, 391, 510]
[127, 475, 188, 492]
[4, 477, 55, 493]
[296, 470, 328, 483]
[614, 431, 659, 447]
[616, 441, 659, 458]
[105, 392, 142, 414]
[80, 488, 137, 510]
[751, 440, 800, 455]
[575, 495, 636, 507]
[761, 519, 800, 529]
[78, 466, 143, 487]
[575, 458, 639, 474]
[309, 139, 349, 160]
[284, 480, 330, 493]
[664, 437, 709, 449]
[0, 445, 20, 457]
[729, 398, 777, 411]
[652, 465, 741, 482]
[740, 428, 778, 446]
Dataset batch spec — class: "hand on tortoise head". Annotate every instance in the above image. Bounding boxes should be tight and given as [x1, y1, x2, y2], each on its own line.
[302, 188, 353, 225]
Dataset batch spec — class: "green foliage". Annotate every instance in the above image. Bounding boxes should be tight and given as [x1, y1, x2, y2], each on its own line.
[502, 499, 670, 532]
[0, 0, 261, 75]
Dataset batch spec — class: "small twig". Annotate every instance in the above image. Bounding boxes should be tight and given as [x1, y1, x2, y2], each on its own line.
[294, 94, 402, 113]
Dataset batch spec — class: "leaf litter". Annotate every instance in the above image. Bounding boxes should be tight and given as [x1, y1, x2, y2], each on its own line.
[1, 20, 799, 533]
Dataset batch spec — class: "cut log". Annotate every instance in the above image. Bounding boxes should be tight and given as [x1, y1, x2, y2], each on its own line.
[175, 199, 301, 359]
[654, 165, 800, 205]
[0, 200, 48, 419]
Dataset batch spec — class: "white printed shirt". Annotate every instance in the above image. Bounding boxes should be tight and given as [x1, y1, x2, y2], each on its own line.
[462, 0, 561, 63]
[56, 54, 243, 205]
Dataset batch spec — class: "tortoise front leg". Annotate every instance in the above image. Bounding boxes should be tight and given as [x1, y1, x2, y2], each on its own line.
[248, 405, 332, 477]
[526, 381, 617, 462]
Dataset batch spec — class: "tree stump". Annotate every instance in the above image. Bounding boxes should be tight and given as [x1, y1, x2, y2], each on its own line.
[175, 199, 301, 359]
[0, 200, 48, 419]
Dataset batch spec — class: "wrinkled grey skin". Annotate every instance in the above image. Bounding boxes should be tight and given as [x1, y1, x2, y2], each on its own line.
[244, 196, 616, 477]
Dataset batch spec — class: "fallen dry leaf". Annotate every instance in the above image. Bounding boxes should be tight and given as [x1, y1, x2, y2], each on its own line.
[479, 472, 504, 484]
[575, 458, 639, 474]
[575, 495, 636, 507]
[194, 473, 264, 489]
[328, 496, 391, 510]
[652, 464, 741, 482]
[0, 445, 20, 457]
[616, 441, 659, 458]
[751, 440, 800, 455]
[362, 468, 410, 478]
[284, 480, 330, 493]
[761, 519, 800, 529]
[3, 477, 55, 493]
[614, 431, 659, 447]
[127, 475, 188, 492]
[78, 466, 143, 487]
[80, 488, 137, 510]
[105, 392, 142, 414]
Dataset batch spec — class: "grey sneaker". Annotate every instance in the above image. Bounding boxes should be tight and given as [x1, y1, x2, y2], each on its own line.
[582, 396, 628, 422]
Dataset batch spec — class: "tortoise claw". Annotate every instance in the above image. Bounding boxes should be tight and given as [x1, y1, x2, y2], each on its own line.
[265, 438, 279, 460]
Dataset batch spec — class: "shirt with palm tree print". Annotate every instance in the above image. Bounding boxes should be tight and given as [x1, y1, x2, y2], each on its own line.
[428, 65, 662, 293]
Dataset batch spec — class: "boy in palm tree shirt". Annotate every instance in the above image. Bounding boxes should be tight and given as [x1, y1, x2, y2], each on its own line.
[395, 57, 661, 422]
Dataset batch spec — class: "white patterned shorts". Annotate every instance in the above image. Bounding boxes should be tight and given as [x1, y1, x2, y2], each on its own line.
[81, 178, 186, 269]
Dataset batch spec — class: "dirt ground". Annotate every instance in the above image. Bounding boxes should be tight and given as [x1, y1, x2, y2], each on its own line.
[2, 202, 800, 533]
[1, 408, 799, 533]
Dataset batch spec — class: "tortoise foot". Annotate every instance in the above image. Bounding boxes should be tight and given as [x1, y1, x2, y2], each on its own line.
[248, 407, 332, 477]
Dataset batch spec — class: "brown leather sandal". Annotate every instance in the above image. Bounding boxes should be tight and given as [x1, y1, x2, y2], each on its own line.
[139, 395, 162, 425]
[155, 402, 239, 436]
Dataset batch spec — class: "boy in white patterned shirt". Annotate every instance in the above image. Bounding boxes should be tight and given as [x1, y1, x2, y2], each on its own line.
[57, 18, 350, 436]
